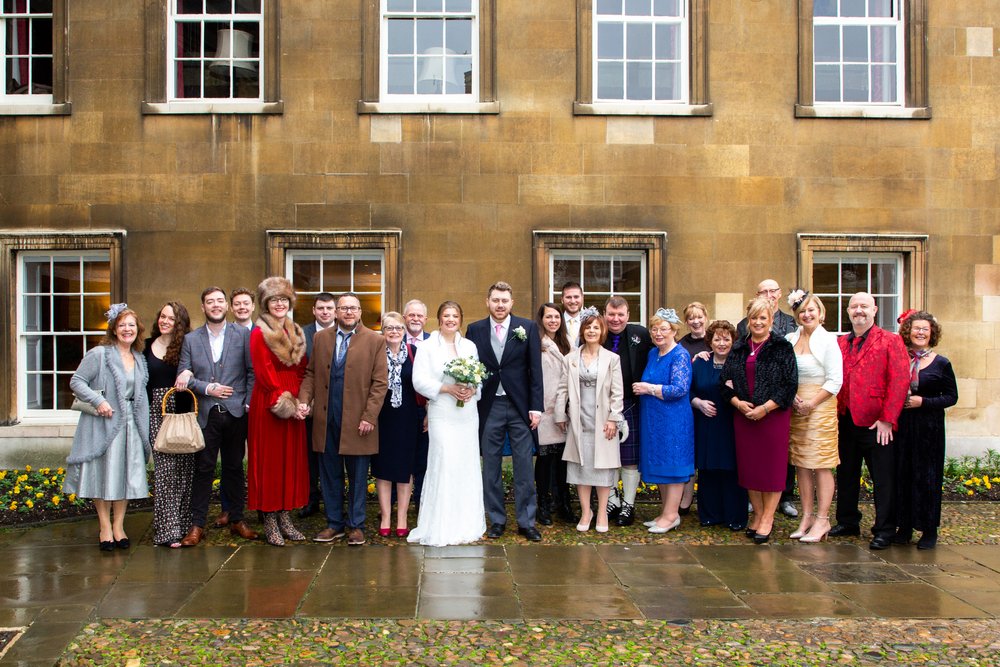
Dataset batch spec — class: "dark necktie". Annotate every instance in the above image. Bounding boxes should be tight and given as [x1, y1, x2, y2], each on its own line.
[611, 334, 621, 353]
[337, 331, 353, 364]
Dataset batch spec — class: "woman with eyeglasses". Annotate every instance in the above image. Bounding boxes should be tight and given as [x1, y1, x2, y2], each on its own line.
[246, 278, 310, 546]
[372, 312, 423, 538]
[893, 310, 958, 550]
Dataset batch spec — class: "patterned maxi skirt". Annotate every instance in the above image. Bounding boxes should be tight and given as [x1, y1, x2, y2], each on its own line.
[151, 387, 197, 546]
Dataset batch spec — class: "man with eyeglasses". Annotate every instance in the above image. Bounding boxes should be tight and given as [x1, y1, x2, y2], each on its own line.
[736, 278, 799, 518]
[402, 299, 431, 505]
[298, 292, 337, 519]
[299, 292, 387, 546]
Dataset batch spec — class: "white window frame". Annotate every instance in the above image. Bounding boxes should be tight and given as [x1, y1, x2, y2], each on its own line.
[592, 0, 689, 106]
[166, 0, 264, 103]
[812, 0, 904, 107]
[17, 250, 112, 419]
[0, 0, 68, 115]
[378, 0, 479, 103]
[1, 0, 52, 104]
[812, 251, 903, 333]
[549, 250, 648, 324]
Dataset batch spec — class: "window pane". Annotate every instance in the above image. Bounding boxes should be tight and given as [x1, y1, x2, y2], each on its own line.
[31, 0, 54, 11]
[870, 26, 895, 63]
[626, 23, 652, 59]
[24, 335, 52, 372]
[585, 258, 613, 292]
[597, 61, 624, 99]
[812, 262, 840, 294]
[387, 19, 413, 55]
[597, 22, 624, 59]
[325, 260, 352, 293]
[293, 301, 312, 326]
[653, 0, 680, 17]
[616, 260, 643, 292]
[206, 0, 230, 14]
[814, 64, 840, 101]
[292, 258, 322, 292]
[353, 258, 382, 291]
[871, 259, 897, 294]
[236, 0, 260, 12]
[814, 26, 840, 62]
[445, 18, 472, 55]
[552, 259, 580, 288]
[387, 0, 412, 11]
[813, 0, 837, 16]
[596, 0, 622, 15]
[415, 18, 443, 52]
[875, 296, 897, 331]
[56, 335, 85, 373]
[841, 0, 866, 17]
[53, 294, 81, 332]
[453, 57, 472, 93]
[25, 374, 53, 410]
[83, 295, 111, 331]
[843, 64, 869, 102]
[56, 375, 74, 410]
[624, 295, 642, 322]
[655, 23, 680, 60]
[843, 26, 868, 62]
[870, 64, 896, 102]
[416, 0, 442, 11]
[624, 0, 650, 16]
[177, 0, 204, 14]
[868, 0, 893, 17]
[445, 0, 472, 11]
[358, 294, 383, 329]
[626, 61, 652, 100]
[22, 295, 50, 332]
[387, 57, 414, 94]
[840, 261, 868, 294]
[52, 259, 81, 293]
[23, 259, 50, 293]
[820, 296, 842, 331]
[654, 62, 679, 100]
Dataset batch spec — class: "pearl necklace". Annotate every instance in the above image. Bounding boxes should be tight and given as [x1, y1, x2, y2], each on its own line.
[749, 337, 767, 357]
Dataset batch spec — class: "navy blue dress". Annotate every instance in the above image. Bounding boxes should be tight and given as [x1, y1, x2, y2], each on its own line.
[690, 356, 747, 527]
[639, 345, 694, 485]
[372, 348, 422, 483]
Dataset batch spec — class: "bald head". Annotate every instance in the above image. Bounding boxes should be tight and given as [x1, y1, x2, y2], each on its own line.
[756, 279, 782, 310]
[847, 292, 877, 335]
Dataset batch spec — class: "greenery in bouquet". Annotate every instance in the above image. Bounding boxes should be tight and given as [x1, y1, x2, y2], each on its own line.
[443, 356, 490, 407]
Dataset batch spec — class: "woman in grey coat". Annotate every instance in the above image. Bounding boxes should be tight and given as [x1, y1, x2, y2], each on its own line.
[63, 304, 151, 551]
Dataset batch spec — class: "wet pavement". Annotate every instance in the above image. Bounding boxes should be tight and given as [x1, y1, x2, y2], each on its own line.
[1, 514, 999, 664]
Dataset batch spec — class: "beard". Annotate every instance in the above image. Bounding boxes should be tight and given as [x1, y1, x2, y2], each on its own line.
[205, 311, 227, 324]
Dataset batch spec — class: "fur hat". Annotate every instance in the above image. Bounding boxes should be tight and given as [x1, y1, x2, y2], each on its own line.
[257, 276, 296, 312]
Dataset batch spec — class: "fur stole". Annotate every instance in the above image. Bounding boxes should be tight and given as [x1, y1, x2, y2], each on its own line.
[256, 313, 306, 367]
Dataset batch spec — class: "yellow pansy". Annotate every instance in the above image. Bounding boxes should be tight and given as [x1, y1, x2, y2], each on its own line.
[367, 482, 376, 494]
[57, 467, 65, 475]
[8, 502, 16, 510]
[52, 496, 61, 505]
[12, 485, 20, 495]
[35, 492, 44, 499]
[24, 465, 31, 472]
[68, 493, 77, 502]
[0, 471, 6, 480]
[968, 490, 975, 496]
[40, 468, 50, 475]
[25, 500, 33, 508]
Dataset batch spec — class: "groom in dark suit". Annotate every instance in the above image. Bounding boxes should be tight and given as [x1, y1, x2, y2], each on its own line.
[467, 281, 545, 541]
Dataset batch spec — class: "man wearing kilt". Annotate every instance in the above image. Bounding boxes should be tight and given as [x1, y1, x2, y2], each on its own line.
[602, 296, 653, 526]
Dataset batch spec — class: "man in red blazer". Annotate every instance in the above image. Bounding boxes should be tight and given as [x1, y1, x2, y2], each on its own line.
[830, 292, 909, 550]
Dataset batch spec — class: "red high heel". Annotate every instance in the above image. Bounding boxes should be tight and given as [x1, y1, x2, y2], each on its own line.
[396, 528, 410, 538]
[378, 528, 392, 537]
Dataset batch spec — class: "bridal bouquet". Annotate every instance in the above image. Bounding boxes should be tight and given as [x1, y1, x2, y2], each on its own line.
[443, 356, 490, 407]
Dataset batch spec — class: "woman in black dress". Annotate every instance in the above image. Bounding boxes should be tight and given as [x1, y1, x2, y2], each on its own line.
[145, 301, 193, 548]
[678, 302, 710, 514]
[373, 312, 423, 538]
[893, 311, 958, 550]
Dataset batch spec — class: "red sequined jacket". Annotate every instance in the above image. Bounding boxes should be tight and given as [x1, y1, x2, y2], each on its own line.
[837, 325, 910, 430]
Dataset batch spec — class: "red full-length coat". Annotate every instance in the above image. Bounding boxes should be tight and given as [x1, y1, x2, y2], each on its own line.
[247, 314, 310, 512]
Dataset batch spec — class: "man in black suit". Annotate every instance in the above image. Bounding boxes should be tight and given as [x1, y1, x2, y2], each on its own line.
[298, 292, 337, 518]
[402, 299, 431, 505]
[602, 295, 653, 526]
[467, 281, 545, 541]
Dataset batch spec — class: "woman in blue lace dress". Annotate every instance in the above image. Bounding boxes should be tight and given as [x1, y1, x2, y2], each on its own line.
[634, 308, 694, 534]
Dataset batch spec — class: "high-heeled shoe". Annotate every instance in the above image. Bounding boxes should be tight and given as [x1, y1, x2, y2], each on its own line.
[800, 516, 830, 543]
[577, 513, 593, 532]
[378, 528, 392, 537]
[115, 537, 130, 550]
[595, 518, 609, 533]
[745, 527, 757, 538]
[396, 528, 410, 538]
[262, 512, 285, 547]
[648, 517, 681, 534]
[753, 530, 772, 544]
[643, 520, 657, 528]
[790, 513, 814, 539]
[277, 511, 306, 541]
[99, 540, 115, 552]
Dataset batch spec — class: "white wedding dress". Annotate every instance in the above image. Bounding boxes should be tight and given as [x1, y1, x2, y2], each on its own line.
[408, 331, 487, 546]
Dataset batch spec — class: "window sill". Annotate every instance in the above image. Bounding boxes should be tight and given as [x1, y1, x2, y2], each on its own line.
[0, 102, 72, 116]
[141, 100, 284, 115]
[573, 102, 713, 117]
[357, 100, 500, 115]
[795, 104, 931, 120]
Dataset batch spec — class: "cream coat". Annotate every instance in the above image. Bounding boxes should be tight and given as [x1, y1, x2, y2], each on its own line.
[555, 347, 624, 470]
[537, 335, 569, 446]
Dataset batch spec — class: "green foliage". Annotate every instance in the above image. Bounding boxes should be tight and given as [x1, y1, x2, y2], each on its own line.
[0, 465, 88, 513]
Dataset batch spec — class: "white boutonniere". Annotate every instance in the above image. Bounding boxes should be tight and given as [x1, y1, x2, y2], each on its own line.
[630, 335, 640, 345]
[513, 326, 527, 341]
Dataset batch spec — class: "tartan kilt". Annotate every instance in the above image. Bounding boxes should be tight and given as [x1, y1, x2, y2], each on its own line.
[619, 399, 641, 466]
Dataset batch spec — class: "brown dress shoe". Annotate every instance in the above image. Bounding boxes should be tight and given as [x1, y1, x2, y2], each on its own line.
[213, 511, 230, 528]
[347, 528, 366, 546]
[229, 520, 259, 540]
[180, 525, 204, 547]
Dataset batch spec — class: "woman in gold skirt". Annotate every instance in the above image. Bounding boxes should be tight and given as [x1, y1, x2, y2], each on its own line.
[785, 290, 843, 543]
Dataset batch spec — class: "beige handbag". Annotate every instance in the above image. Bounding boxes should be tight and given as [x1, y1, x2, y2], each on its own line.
[153, 388, 206, 455]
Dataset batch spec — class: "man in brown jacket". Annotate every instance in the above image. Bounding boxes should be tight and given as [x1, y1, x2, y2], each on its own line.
[299, 292, 388, 545]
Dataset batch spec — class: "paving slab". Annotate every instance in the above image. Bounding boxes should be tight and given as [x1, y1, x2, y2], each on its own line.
[831, 581, 992, 618]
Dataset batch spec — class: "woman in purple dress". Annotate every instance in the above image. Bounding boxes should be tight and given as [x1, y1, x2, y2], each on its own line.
[720, 297, 797, 543]
[893, 311, 958, 550]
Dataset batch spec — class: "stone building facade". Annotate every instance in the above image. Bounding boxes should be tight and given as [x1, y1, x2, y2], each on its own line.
[0, 0, 996, 465]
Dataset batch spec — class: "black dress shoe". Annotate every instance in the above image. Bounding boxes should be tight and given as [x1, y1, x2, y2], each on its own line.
[486, 523, 505, 539]
[115, 537, 130, 550]
[518, 526, 542, 542]
[615, 503, 635, 527]
[828, 524, 861, 537]
[892, 527, 913, 545]
[869, 535, 892, 550]
[753, 531, 771, 545]
[298, 501, 320, 519]
[99, 540, 115, 552]
[917, 528, 937, 550]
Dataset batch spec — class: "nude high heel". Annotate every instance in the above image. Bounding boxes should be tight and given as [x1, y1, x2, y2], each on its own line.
[790, 513, 814, 539]
[800, 515, 830, 543]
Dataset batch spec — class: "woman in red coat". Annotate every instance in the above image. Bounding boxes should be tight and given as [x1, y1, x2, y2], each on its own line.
[248, 277, 310, 546]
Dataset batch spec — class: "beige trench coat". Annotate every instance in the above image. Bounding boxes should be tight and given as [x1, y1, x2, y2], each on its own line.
[555, 347, 624, 470]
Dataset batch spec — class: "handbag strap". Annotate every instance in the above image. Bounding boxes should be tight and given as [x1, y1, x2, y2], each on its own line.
[161, 387, 198, 416]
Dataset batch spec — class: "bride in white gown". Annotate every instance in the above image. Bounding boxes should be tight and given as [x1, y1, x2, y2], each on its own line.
[408, 301, 487, 546]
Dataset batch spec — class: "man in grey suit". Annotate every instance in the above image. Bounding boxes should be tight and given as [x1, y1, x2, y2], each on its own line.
[175, 286, 257, 546]
[298, 292, 337, 518]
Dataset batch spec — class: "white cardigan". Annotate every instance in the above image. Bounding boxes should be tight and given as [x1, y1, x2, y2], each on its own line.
[785, 324, 843, 396]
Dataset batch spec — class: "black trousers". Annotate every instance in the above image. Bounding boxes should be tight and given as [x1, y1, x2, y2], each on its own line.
[190, 409, 247, 528]
[835, 412, 896, 539]
[304, 417, 322, 507]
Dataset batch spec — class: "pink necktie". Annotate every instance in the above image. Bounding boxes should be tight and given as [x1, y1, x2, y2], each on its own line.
[495, 323, 503, 339]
